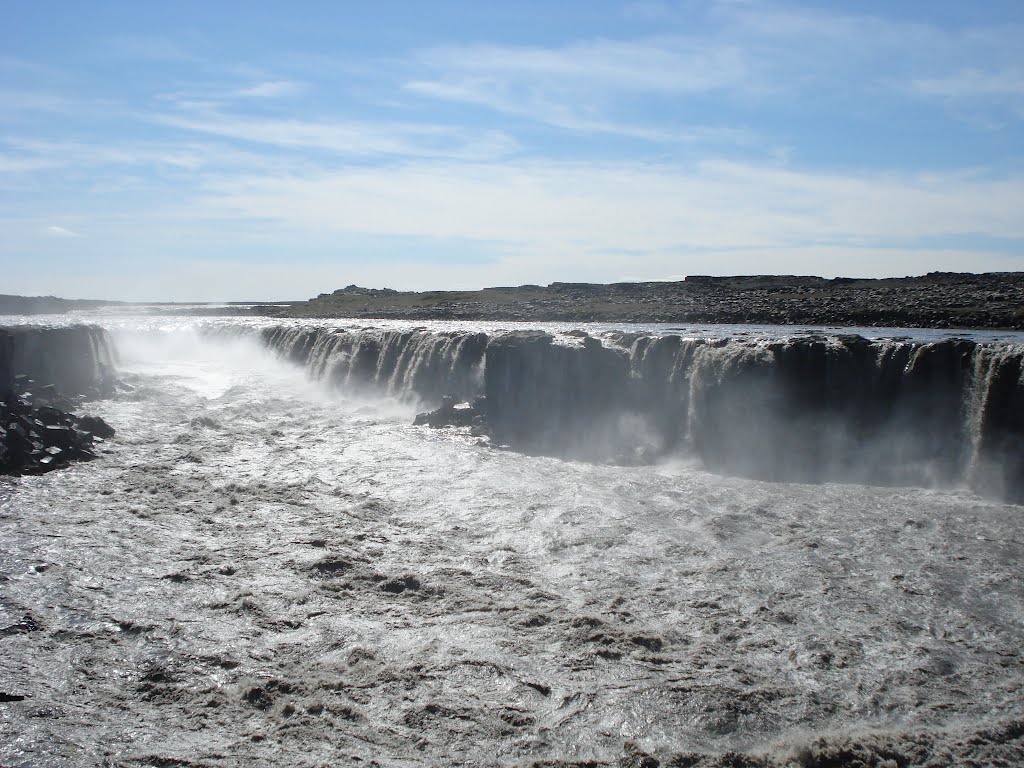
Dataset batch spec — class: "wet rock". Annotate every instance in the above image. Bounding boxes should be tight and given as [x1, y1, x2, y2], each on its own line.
[1, 326, 117, 476]
[380, 574, 421, 594]
[414, 394, 488, 430]
[189, 415, 220, 430]
[621, 741, 660, 768]
[76, 415, 115, 439]
[1, 613, 41, 637]
[2, 391, 114, 475]
[310, 558, 354, 578]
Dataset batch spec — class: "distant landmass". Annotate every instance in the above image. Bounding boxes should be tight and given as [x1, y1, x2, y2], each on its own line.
[5, 272, 1023, 329]
[0, 295, 295, 317]
[264, 272, 1024, 329]
[0, 294, 121, 315]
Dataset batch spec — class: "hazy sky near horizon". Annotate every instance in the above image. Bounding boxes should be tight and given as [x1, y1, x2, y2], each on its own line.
[3, 1, 1023, 301]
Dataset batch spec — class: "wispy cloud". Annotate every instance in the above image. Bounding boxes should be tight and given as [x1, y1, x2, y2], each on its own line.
[415, 38, 747, 93]
[914, 69, 1024, 99]
[718, 4, 1024, 120]
[911, 68, 1024, 120]
[0, 89, 78, 115]
[46, 225, 82, 238]
[233, 80, 305, 99]
[185, 158, 1024, 267]
[4, 1, 1023, 299]
[405, 37, 749, 139]
[405, 4, 1024, 137]
[102, 35, 196, 62]
[3, 137, 240, 173]
[151, 106, 519, 161]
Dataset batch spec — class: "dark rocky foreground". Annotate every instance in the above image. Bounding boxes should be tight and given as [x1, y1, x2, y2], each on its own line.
[266, 272, 1024, 329]
[0, 326, 117, 474]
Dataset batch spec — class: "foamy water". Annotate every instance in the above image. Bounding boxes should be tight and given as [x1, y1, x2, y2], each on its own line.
[1, 316, 1022, 766]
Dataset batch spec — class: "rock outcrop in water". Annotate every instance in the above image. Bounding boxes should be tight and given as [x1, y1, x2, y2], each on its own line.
[1, 394, 114, 474]
[413, 394, 487, 431]
[247, 325, 1024, 502]
[0, 326, 117, 475]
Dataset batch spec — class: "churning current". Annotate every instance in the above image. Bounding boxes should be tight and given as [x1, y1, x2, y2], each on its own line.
[1, 314, 1023, 767]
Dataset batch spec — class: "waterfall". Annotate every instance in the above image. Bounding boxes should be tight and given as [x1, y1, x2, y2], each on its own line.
[240, 323, 1023, 501]
[228, 325, 487, 403]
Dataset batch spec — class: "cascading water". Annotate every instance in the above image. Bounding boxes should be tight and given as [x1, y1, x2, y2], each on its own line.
[244, 322, 1024, 501]
[1, 313, 1022, 768]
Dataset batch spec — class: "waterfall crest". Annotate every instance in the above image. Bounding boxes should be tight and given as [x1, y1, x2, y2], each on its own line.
[245, 324, 1024, 501]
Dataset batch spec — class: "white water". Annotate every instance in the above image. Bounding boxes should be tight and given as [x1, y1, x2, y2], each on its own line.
[2, 316, 1023, 767]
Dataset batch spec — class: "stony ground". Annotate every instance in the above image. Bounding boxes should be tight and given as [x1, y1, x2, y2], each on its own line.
[264, 273, 1024, 329]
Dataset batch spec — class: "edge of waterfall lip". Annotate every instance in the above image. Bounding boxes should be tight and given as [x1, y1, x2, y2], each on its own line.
[5, 311, 1024, 346]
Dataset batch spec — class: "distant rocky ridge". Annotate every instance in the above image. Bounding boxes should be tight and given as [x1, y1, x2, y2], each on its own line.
[268, 272, 1024, 329]
[5, 271, 1024, 328]
[0, 295, 119, 315]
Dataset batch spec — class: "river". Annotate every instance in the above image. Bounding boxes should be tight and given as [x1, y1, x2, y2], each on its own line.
[1, 313, 1022, 767]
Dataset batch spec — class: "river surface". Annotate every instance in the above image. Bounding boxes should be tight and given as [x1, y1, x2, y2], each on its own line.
[1, 315, 1022, 767]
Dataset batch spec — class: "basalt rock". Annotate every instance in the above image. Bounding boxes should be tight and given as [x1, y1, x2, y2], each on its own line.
[0, 325, 118, 476]
[414, 395, 488, 432]
[0, 325, 117, 402]
[2, 392, 114, 475]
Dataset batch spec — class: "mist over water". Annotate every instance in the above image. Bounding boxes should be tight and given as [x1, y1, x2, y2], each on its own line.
[2, 314, 1023, 766]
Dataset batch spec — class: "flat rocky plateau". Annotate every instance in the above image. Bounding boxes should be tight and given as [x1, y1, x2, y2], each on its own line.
[261, 272, 1024, 329]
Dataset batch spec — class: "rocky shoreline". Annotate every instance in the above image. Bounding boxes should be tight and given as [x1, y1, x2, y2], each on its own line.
[1, 389, 115, 475]
[1, 326, 117, 475]
[263, 272, 1024, 329]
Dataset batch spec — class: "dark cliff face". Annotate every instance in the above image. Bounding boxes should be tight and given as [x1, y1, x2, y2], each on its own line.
[482, 332, 1024, 500]
[683, 337, 974, 487]
[0, 331, 13, 398]
[0, 326, 117, 400]
[244, 324, 1024, 502]
[1, 326, 118, 475]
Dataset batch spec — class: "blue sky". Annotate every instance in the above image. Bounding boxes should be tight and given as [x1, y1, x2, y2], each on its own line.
[2, 0, 1023, 301]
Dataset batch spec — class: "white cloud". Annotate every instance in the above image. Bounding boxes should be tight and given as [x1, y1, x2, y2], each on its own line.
[234, 80, 305, 99]
[916, 69, 1024, 98]
[151, 107, 519, 160]
[404, 5, 1024, 135]
[415, 38, 747, 93]
[46, 225, 82, 238]
[404, 37, 749, 138]
[181, 157, 1024, 279]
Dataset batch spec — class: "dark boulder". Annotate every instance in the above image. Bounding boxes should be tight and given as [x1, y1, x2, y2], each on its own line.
[414, 395, 488, 431]
[2, 391, 113, 476]
[76, 415, 116, 439]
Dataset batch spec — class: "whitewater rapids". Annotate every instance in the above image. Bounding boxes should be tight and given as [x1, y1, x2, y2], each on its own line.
[1, 316, 1022, 767]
